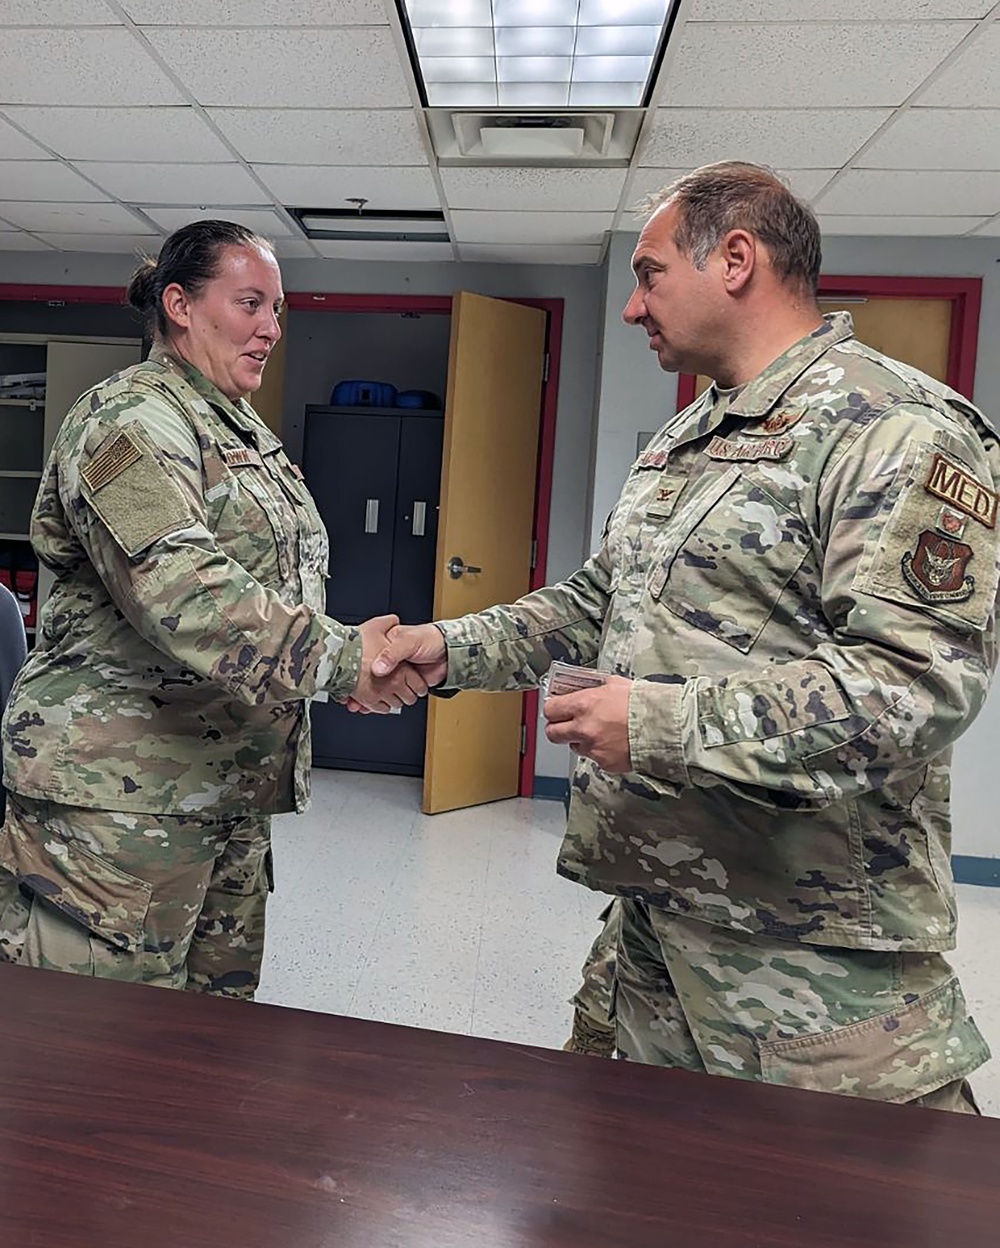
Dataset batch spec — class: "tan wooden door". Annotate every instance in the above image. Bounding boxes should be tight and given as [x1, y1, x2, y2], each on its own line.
[422, 292, 547, 815]
[688, 296, 953, 401]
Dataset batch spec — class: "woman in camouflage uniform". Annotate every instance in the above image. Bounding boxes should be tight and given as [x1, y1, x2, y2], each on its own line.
[0, 221, 423, 997]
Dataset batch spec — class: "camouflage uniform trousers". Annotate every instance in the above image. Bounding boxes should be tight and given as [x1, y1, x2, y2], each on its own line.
[613, 898, 984, 1114]
[0, 794, 272, 998]
[565, 899, 621, 1057]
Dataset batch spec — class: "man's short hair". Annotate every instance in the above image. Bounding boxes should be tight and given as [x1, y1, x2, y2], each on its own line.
[641, 162, 822, 296]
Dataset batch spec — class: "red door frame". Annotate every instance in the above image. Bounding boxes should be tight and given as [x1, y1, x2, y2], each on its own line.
[0, 281, 565, 799]
[675, 275, 983, 409]
[284, 291, 564, 799]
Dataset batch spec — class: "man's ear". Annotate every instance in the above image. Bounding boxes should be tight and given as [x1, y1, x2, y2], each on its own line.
[161, 282, 192, 331]
[719, 228, 756, 295]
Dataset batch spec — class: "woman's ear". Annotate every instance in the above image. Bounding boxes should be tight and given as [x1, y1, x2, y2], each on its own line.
[161, 282, 192, 331]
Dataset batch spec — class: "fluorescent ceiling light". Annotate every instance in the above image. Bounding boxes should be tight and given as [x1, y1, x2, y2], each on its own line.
[293, 208, 449, 243]
[398, 0, 679, 110]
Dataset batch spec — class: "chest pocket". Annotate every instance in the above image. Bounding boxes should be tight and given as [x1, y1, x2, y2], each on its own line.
[651, 466, 812, 653]
[208, 447, 297, 589]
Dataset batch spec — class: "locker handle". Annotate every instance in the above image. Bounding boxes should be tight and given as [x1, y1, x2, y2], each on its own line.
[365, 499, 379, 534]
[412, 501, 427, 537]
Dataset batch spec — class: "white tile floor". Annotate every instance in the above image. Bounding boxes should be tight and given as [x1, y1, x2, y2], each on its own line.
[258, 770, 1000, 1116]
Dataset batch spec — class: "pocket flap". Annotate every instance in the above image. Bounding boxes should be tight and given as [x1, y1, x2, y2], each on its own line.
[759, 978, 989, 1103]
[0, 818, 151, 954]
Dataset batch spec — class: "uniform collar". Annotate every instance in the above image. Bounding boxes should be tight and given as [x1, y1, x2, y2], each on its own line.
[147, 343, 282, 453]
[727, 311, 855, 420]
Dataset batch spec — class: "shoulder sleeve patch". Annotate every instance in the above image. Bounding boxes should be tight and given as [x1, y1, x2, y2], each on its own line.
[924, 452, 998, 528]
[80, 423, 196, 558]
[80, 430, 143, 493]
[854, 442, 1000, 631]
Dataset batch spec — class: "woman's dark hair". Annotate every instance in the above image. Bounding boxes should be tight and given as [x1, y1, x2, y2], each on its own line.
[126, 219, 275, 337]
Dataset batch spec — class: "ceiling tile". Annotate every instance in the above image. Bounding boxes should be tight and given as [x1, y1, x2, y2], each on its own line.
[815, 169, 1000, 216]
[144, 28, 411, 108]
[311, 240, 455, 262]
[142, 206, 295, 238]
[3, 106, 233, 162]
[625, 168, 837, 215]
[458, 243, 604, 265]
[818, 215, 988, 236]
[253, 165, 441, 211]
[688, 0, 991, 17]
[661, 22, 974, 108]
[450, 210, 612, 245]
[121, 0, 388, 24]
[641, 108, 891, 171]
[0, 201, 152, 233]
[0, 232, 55, 250]
[0, 1, 124, 22]
[0, 30, 184, 105]
[79, 161, 269, 205]
[0, 116, 48, 159]
[271, 238, 318, 259]
[36, 233, 161, 253]
[858, 109, 1000, 171]
[208, 109, 427, 167]
[919, 27, 1000, 107]
[441, 167, 626, 212]
[0, 161, 108, 201]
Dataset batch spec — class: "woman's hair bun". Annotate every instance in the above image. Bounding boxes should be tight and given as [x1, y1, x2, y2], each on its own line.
[126, 256, 159, 312]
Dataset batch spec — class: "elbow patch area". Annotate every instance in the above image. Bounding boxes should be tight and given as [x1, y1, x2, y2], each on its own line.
[81, 425, 195, 558]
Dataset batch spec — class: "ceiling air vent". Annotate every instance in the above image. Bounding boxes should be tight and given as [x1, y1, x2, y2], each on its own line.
[429, 110, 642, 167]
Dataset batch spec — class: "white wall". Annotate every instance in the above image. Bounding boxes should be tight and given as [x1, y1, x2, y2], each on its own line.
[593, 229, 1000, 856]
[1, 248, 605, 782]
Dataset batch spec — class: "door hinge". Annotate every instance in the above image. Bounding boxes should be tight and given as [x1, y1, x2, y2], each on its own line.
[542, 352, 550, 383]
[520, 725, 528, 755]
[530, 539, 538, 570]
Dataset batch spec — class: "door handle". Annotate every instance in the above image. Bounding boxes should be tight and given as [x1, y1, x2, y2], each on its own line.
[364, 499, 379, 534]
[412, 501, 427, 537]
[448, 555, 482, 579]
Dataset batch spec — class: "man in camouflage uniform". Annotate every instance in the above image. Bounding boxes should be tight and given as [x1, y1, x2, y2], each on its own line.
[0, 224, 419, 995]
[375, 163, 998, 1110]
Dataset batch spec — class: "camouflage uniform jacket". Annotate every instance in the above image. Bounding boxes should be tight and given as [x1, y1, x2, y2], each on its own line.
[440, 313, 1000, 952]
[2, 346, 361, 816]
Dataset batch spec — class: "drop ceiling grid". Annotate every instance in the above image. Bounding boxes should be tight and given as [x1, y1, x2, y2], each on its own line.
[0, 4, 999, 257]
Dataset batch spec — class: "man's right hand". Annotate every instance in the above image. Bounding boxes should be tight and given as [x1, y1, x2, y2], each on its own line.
[351, 615, 431, 713]
[372, 622, 447, 684]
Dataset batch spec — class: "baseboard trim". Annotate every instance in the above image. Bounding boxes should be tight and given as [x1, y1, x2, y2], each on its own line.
[952, 855, 1000, 888]
[532, 776, 570, 802]
[530, 785, 1000, 888]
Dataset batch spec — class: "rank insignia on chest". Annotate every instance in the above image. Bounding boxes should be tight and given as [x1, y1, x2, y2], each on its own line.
[706, 434, 794, 462]
[902, 530, 975, 603]
[924, 452, 998, 528]
[756, 408, 805, 436]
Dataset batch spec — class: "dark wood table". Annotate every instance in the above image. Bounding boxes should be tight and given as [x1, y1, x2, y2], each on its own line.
[1, 962, 998, 1247]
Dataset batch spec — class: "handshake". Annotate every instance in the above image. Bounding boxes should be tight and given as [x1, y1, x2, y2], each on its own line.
[346, 615, 448, 714]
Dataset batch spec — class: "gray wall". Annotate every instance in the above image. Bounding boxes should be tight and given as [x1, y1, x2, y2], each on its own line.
[593, 230, 1000, 856]
[1, 248, 604, 782]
